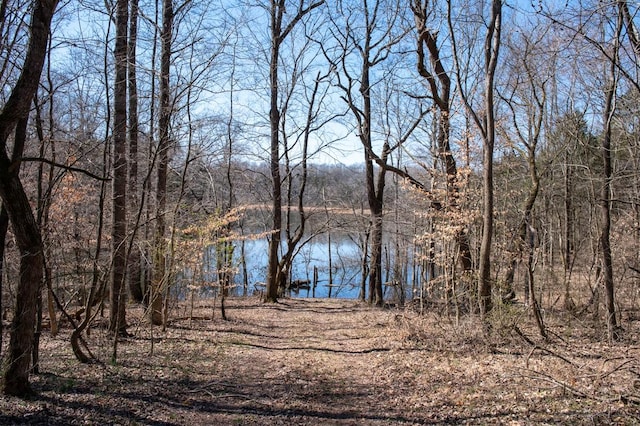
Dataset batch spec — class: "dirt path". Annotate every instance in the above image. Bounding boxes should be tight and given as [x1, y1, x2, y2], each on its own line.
[1, 297, 639, 424]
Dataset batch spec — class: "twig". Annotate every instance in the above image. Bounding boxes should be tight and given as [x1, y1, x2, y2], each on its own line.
[522, 369, 591, 400]
[188, 385, 274, 406]
[598, 358, 636, 381]
[514, 326, 575, 368]
[546, 328, 568, 345]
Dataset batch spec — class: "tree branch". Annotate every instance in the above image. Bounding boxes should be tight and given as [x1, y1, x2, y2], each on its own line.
[19, 157, 110, 181]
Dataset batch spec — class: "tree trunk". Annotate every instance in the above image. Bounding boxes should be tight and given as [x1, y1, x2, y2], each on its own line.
[361, 51, 387, 307]
[0, 205, 7, 356]
[601, 28, 619, 341]
[563, 150, 575, 310]
[0, 173, 44, 396]
[478, 0, 502, 321]
[0, 0, 59, 397]
[128, 0, 144, 304]
[0, 118, 45, 392]
[241, 239, 248, 296]
[412, 1, 473, 277]
[110, 0, 128, 336]
[370, 150, 389, 308]
[368, 210, 384, 306]
[503, 146, 542, 303]
[526, 222, 546, 338]
[151, 0, 173, 325]
[364, 145, 387, 307]
[265, 2, 283, 303]
[478, 136, 495, 318]
[358, 223, 370, 302]
[264, 1, 324, 303]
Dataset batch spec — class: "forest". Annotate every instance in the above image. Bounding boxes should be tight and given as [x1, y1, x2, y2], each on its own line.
[1, 0, 640, 423]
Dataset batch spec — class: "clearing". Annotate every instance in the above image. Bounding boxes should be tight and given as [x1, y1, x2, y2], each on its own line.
[1, 297, 639, 425]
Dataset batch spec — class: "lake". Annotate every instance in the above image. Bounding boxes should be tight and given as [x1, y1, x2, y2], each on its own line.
[180, 236, 419, 301]
[232, 238, 364, 299]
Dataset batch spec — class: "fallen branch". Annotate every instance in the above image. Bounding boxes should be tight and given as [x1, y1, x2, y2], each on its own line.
[513, 326, 575, 368]
[525, 368, 589, 397]
[598, 358, 636, 381]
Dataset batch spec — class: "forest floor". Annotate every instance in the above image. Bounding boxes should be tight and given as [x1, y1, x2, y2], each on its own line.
[1, 296, 640, 425]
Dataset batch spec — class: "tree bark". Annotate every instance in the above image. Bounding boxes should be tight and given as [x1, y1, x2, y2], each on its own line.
[500, 36, 545, 305]
[563, 149, 574, 309]
[265, 1, 285, 303]
[0, 0, 59, 397]
[412, 0, 473, 282]
[128, 0, 144, 304]
[110, 0, 128, 336]
[365, 134, 388, 307]
[363, 134, 387, 307]
[600, 12, 621, 340]
[264, 0, 325, 303]
[358, 222, 370, 302]
[0, 205, 7, 356]
[478, 0, 502, 321]
[151, 0, 173, 324]
[0, 171, 44, 396]
[360, 31, 387, 307]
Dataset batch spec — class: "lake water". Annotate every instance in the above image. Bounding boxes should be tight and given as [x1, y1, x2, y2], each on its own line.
[232, 238, 365, 299]
[177, 236, 419, 301]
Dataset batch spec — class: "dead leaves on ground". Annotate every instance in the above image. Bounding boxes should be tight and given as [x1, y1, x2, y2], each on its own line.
[1, 297, 639, 425]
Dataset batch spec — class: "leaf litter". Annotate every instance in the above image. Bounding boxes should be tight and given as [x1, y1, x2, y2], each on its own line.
[1, 297, 639, 425]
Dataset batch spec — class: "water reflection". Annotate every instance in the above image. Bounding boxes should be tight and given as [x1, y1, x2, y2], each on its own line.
[175, 236, 418, 301]
[233, 238, 363, 299]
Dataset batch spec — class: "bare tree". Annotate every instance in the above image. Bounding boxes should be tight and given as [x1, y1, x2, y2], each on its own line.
[110, 0, 129, 337]
[620, 0, 640, 56]
[264, 0, 325, 303]
[128, 0, 144, 304]
[277, 68, 332, 297]
[410, 0, 473, 285]
[538, 0, 636, 340]
[448, 0, 502, 321]
[498, 24, 551, 337]
[600, 6, 623, 341]
[323, 0, 416, 306]
[150, 0, 173, 325]
[0, 0, 59, 397]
